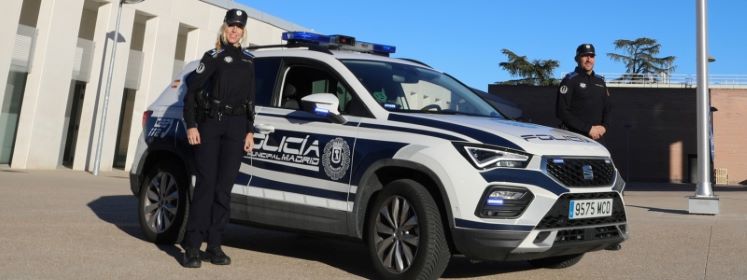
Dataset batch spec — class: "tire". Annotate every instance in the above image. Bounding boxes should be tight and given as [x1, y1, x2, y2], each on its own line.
[528, 253, 584, 269]
[365, 179, 451, 280]
[138, 161, 188, 244]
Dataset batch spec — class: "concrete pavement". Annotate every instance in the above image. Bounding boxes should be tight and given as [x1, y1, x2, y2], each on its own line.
[1, 169, 746, 279]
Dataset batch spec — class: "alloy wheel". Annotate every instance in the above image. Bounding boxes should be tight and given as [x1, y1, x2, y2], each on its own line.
[374, 195, 420, 273]
[142, 171, 180, 233]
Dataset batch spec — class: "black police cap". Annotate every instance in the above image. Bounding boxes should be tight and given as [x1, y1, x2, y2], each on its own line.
[224, 9, 248, 27]
[576, 43, 595, 57]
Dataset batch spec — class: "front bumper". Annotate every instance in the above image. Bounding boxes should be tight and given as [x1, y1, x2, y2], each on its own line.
[452, 192, 628, 261]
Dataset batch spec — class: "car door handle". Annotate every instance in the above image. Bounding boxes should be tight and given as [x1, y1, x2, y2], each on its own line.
[255, 123, 275, 134]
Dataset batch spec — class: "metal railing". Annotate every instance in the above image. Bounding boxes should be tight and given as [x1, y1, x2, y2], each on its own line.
[594, 73, 747, 88]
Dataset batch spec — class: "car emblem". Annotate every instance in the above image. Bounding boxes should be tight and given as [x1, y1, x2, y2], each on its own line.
[582, 164, 594, 180]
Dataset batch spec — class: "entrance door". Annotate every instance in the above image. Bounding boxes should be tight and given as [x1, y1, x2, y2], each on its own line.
[62, 81, 85, 167]
[114, 88, 136, 169]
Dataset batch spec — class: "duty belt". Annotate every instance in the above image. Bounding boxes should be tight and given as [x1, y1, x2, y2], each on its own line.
[208, 99, 248, 121]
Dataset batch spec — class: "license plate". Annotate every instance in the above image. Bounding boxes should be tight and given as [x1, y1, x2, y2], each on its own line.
[569, 199, 613, 219]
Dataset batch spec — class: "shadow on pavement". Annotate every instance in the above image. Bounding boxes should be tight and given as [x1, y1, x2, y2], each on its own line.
[87, 195, 143, 240]
[627, 204, 690, 215]
[220, 224, 376, 278]
[222, 224, 538, 278]
[441, 257, 532, 278]
[88, 195, 534, 278]
[87, 195, 184, 265]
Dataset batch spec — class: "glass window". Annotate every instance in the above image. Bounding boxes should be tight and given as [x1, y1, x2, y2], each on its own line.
[279, 65, 369, 117]
[342, 60, 503, 118]
[253, 57, 281, 107]
[0, 71, 28, 164]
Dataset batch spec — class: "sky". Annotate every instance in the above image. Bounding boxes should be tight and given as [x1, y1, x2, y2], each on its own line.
[238, 0, 747, 91]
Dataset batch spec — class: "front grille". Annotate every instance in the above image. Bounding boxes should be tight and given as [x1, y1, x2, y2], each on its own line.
[545, 157, 615, 187]
[536, 192, 626, 229]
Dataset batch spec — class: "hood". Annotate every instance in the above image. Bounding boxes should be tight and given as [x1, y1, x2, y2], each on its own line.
[388, 113, 609, 157]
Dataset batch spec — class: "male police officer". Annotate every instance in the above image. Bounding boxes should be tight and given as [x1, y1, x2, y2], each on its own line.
[556, 43, 611, 143]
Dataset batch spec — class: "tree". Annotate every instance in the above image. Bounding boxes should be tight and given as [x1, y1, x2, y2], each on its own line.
[607, 37, 676, 82]
[498, 49, 560, 86]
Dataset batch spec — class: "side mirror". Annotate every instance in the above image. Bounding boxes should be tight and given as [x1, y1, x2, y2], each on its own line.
[300, 93, 347, 124]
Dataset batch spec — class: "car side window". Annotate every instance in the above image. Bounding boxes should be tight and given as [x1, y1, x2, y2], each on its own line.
[253, 57, 281, 107]
[279, 65, 369, 117]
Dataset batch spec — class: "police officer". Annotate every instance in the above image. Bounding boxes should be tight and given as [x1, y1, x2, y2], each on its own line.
[556, 43, 611, 143]
[181, 8, 255, 268]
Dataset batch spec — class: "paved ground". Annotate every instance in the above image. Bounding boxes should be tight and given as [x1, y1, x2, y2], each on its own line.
[1, 169, 746, 280]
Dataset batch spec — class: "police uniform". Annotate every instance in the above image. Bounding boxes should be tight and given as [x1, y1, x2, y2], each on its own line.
[181, 8, 254, 267]
[555, 44, 611, 142]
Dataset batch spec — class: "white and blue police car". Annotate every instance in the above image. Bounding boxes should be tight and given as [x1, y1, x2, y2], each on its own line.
[130, 32, 627, 279]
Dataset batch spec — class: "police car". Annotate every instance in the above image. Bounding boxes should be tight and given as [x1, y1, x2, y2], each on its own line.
[130, 32, 627, 279]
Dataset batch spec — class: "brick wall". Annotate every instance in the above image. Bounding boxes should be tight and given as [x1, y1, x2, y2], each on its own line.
[489, 84, 747, 185]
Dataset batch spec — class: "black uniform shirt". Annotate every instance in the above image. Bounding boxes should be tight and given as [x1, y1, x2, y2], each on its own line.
[555, 67, 611, 135]
[183, 42, 255, 131]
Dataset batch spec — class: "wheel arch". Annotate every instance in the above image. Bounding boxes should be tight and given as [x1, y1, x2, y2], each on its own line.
[351, 159, 456, 251]
[134, 147, 192, 197]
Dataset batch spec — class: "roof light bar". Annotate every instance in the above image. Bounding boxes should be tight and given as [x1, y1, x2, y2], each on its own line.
[282, 31, 396, 55]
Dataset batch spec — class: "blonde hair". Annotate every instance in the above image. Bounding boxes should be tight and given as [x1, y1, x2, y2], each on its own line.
[214, 23, 246, 50]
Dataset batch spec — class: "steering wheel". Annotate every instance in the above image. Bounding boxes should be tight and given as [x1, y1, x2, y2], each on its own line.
[421, 104, 442, 112]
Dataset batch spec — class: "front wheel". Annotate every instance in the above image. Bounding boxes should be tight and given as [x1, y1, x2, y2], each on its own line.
[137, 162, 188, 244]
[365, 179, 450, 280]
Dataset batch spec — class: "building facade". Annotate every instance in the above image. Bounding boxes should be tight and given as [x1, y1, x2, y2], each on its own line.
[0, 0, 306, 172]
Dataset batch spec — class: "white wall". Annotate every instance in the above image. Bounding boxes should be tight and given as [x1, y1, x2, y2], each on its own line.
[3, 0, 306, 171]
[11, 0, 86, 169]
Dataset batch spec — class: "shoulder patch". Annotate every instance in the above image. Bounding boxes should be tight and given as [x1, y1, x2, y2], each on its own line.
[242, 49, 255, 59]
[207, 48, 224, 58]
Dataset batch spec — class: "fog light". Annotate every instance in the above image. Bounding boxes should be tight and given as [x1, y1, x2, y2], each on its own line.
[476, 186, 534, 219]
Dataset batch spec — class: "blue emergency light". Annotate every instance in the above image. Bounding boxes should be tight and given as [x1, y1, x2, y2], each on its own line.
[282, 31, 396, 55]
[487, 198, 504, 206]
[313, 107, 330, 116]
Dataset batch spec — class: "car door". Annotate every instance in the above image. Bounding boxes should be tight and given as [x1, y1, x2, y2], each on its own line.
[227, 57, 281, 197]
[245, 58, 365, 235]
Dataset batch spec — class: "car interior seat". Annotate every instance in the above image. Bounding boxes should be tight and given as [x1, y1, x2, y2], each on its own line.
[282, 84, 299, 110]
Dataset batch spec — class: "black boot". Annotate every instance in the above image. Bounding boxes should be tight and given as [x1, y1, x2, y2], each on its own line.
[181, 248, 202, 268]
[206, 246, 231, 265]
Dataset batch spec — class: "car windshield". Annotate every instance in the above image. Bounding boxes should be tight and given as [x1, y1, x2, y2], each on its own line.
[341, 60, 504, 118]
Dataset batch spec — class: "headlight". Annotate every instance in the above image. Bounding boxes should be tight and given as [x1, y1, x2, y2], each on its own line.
[453, 142, 531, 169]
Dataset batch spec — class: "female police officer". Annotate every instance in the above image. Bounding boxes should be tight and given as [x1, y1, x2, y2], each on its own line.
[181, 8, 255, 268]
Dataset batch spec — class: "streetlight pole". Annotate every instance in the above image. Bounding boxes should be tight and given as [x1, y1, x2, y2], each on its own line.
[689, 0, 719, 214]
[93, 0, 145, 176]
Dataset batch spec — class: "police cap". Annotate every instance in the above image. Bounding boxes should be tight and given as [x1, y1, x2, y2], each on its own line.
[576, 43, 595, 57]
[224, 9, 248, 27]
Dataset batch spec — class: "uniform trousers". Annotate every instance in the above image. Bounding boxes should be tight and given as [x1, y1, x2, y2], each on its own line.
[183, 115, 247, 249]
